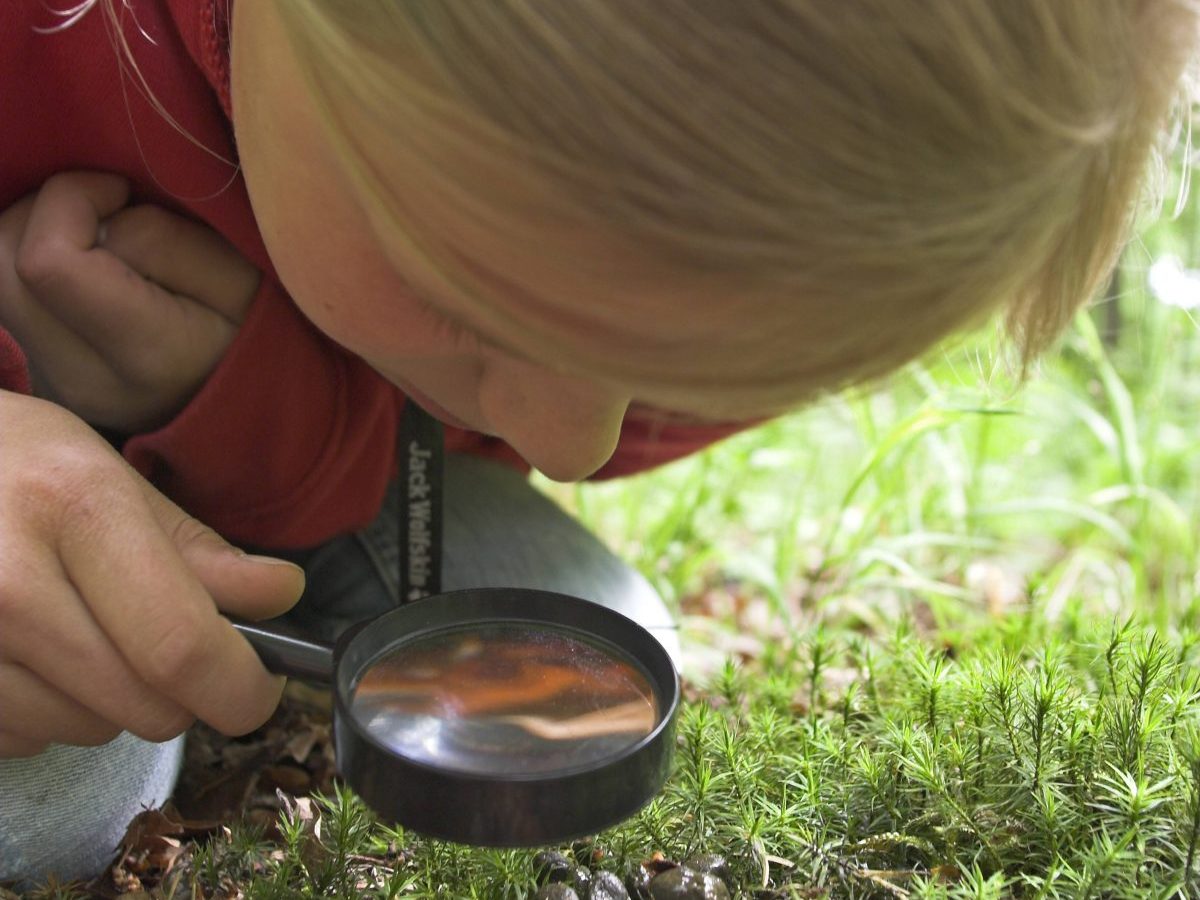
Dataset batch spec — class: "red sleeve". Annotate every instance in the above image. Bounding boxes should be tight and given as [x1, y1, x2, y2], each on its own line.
[0, 325, 31, 396]
[122, 280, 398, 549]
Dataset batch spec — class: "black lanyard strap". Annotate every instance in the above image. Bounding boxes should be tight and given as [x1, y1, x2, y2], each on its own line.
[399, 401, 444, 602]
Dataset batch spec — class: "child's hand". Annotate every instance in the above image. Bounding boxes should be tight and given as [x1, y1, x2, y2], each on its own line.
[0, 391, 304, 758]
[0, 171, 260, 432]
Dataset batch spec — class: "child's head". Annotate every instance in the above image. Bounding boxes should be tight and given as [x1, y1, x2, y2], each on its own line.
[231, 1, 1197, 480]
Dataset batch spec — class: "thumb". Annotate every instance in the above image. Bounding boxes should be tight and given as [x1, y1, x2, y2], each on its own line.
[138, 477, 305, 620]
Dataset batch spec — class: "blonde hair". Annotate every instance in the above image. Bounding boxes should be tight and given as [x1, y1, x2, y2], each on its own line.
[274, 1, 1198, 418]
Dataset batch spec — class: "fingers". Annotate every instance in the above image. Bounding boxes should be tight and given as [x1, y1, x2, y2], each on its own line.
[0, 662, 121, 747]
[16, 176, 236, 375]
[0, 395, 297, 751]
[1, 171, 257, 430]
[12, 171, 135, 345]
[0, 399, 295, 739]
[135, 472, 306, 621]
[52, 474, 290, 736]
[0, 191, 117, 411]
[1, 540, 195, 745]
[16, 171, 130, 259]
[99, 205, 260, 323]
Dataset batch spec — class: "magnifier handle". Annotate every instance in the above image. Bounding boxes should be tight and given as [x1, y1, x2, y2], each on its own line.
[231, 620, 335, 683]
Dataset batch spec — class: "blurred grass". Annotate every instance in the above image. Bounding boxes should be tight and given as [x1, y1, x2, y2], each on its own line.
[536, 192, 1200, 669]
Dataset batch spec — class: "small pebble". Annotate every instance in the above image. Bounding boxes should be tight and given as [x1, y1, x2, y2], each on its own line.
[625, 866, 653, 900]
[572, 866, 593, 895]
[534, 851, 575, 885]
[587, 871, 630, 900]
[682, 855, 731, 890]
[536, 885, 580, 900]
[648, 866, 731, 900]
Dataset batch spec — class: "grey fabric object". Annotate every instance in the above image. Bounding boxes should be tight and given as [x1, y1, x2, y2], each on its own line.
[0, 453, 675, 888]
[278, 453, 681, 665]
[0, 733, 184, 888]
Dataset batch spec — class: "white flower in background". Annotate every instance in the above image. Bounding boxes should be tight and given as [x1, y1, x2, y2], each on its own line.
[1148, 255, 1200, 310]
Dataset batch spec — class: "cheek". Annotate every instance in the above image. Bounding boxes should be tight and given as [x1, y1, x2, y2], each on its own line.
[244, 129, 469, 363]
[264, 229, 352, 340]
[261, 199, 440, 358]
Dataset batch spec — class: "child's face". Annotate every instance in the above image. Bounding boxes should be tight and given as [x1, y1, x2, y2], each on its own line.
[230, 3, 655, 482]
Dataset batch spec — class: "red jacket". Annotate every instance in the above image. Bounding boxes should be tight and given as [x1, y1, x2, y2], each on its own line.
[0, 0, 746, 548]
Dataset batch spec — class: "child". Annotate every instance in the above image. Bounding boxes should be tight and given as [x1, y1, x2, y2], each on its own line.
[0, 0, 1195, 885]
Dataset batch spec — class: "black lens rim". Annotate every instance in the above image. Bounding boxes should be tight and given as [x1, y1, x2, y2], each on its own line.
[330, 588, 680, 847]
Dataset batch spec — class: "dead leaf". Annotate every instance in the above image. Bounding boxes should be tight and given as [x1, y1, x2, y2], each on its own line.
[119, 807, 184, 850]
[930, 864, 961, 883]
[282, 722, 325, 764]
[261, 763, 312, 794]
[127, 835, 185, 878]
[111, 808, 194, 886]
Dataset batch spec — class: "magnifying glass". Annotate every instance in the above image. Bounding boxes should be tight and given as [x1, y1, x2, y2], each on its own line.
[231, 587, 679, 847]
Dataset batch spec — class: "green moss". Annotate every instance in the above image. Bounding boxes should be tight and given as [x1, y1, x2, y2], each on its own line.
[135, 622, 1200, 899]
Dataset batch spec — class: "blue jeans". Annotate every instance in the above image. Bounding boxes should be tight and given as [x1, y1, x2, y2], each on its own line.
[0, 455, 675, 887]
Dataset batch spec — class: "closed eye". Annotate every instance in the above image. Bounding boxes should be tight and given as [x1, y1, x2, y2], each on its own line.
[408, 290, 487, 354]
[408, 283, 556, 370]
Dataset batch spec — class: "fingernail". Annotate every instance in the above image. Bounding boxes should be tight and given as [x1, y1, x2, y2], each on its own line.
[240, 553, 304, 573]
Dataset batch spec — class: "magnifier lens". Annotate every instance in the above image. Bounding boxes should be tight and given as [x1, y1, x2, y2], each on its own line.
[349, 624, 660, 776]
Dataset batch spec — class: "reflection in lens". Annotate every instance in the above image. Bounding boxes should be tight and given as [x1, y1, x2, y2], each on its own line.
[349, 624, 659, 776]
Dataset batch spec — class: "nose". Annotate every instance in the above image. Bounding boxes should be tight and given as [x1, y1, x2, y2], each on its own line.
[477, 357, 630, 482]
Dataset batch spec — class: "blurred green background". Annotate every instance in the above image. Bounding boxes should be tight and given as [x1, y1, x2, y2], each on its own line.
[538, 168, 1200, 678]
